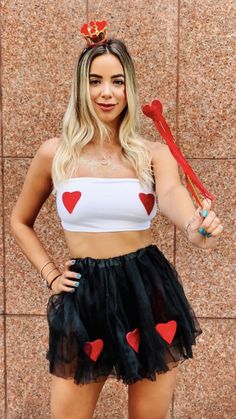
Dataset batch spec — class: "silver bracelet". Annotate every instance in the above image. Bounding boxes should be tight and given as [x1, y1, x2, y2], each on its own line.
[184, 222, 191, 240]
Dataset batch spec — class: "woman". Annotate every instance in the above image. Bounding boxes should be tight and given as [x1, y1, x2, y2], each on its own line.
[10, 24, 223, 419]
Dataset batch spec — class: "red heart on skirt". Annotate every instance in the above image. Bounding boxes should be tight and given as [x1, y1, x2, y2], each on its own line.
[155, 320, 177, 344]
[126, 328, 140, 353]
[62, 191, 81, 213]
[83, 339, 104, 362]
[139, 193, 155, 215]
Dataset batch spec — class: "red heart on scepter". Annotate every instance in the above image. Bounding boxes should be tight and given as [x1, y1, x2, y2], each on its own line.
[142, 99, 163, 120]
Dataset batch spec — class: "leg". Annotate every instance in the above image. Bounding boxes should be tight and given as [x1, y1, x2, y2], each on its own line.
[50, 374, 107, 419]
[128, 366, 178, 419]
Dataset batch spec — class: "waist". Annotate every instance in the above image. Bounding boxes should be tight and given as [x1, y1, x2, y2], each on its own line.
[64, 229, 153, 259]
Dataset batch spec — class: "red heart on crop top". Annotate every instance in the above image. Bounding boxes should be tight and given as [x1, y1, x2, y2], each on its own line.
[139, 193, 155, 215]
[155, 320, 177, 344]
[126, 328, 140, 353]
[83, 339, 104, 362]
[62, 191, 81, 213]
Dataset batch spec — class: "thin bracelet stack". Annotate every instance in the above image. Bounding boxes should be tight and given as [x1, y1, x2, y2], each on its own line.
[40, 260, 61, 289]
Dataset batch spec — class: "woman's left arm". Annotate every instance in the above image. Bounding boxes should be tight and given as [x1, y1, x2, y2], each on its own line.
[151, 142, 224, 249]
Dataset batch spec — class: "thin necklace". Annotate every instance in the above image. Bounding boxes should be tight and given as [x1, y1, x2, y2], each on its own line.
[78, 152, 117, 171]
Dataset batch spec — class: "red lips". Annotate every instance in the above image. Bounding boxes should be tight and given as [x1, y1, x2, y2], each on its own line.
[97, 103, 116, 106]
[97, 103, 117, 112]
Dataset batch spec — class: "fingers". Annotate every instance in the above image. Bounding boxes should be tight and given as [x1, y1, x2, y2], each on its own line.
[199, 205, 223, 238]
[210, 224, 224, 237]
[64, 259, 75, 268]
[187, 208, 203, 233]
[187, 197, 222, 240]
[52, 259, 82, 293]
[201, 198, 212, 213]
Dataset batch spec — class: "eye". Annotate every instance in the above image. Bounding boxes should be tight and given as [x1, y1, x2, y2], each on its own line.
[89, 79, 100, 85]
[113, 79, 125, 85]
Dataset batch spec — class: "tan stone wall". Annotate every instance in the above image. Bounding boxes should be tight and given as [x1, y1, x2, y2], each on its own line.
[0, 1, 235, 417]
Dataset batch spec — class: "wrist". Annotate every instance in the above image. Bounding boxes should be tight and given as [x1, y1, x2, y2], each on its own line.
[47, 273, 61, 290]
[183, 221, 202, 247]
[39, 260, 61, 289]
[46, 269, 61, 285]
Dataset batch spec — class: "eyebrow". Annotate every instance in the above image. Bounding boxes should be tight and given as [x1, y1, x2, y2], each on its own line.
[89, 73, 125, 79]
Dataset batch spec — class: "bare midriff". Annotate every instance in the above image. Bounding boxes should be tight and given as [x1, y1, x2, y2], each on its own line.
[64, 229, 153, 259]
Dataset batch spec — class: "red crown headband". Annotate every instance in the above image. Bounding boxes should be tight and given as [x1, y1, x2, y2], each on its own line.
[80, 20, 107, 47]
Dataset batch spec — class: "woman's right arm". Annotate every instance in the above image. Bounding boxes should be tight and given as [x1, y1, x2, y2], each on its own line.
[10, 138, 79, 293]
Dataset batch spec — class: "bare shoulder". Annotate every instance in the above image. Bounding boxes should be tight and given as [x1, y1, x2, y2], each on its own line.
[10, 137, 61, 225]
[142, 139, 172, 162]
[35, 137, 61, 175]
[37, 136, 61, 160]
[143, 139, 182, 198]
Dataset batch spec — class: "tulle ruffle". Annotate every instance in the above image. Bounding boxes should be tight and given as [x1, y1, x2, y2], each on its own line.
[46, 245, 202, 385]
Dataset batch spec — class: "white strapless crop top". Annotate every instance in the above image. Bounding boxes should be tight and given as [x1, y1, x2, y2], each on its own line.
[55, 177, 158, 232]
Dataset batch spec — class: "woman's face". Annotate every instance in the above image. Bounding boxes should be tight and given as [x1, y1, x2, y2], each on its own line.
[89, 53, 127, 129]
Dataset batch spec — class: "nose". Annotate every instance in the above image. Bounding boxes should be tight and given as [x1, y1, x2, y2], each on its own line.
[101, 82, 112, 98]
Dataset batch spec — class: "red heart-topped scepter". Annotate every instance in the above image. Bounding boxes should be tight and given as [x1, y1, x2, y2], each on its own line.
[142, 100, 215, 207]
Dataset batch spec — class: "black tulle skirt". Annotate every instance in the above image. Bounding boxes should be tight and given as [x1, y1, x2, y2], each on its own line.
[46, 244, 202, 385]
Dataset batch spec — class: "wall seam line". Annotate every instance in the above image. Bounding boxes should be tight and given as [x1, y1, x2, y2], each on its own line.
[2, 156, 236, 161]
[3, 313, 236, 320]
[0, 1, 8, 416]
[86, 0, 89, 22]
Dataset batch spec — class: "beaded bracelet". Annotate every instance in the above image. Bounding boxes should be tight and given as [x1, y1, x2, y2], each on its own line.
[47, 273, 61, 290]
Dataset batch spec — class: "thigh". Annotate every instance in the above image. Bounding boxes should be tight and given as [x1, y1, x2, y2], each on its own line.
[128, 366, 178, 419]
[50, 374, 107, 419]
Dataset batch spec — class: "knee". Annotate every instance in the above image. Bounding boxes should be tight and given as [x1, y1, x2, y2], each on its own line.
[50, 392, 95, 419]
[128, 402, 168, 419]
[50, 402, 77, 419]
[50, 402, 94, 419]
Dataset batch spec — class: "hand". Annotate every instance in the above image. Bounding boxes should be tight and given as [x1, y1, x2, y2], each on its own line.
[186, 198, 224, 249]
[50, 260, 81, 293]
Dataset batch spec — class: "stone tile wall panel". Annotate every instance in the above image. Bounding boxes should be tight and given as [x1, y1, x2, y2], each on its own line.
[176, 160, 235, 318]
[174, 318, 235, 418]
[1, 0, 235, 417]
[178, 0, 236, 158]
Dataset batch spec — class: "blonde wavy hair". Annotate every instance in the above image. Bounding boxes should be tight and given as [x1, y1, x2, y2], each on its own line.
[52, 39, 154, 189]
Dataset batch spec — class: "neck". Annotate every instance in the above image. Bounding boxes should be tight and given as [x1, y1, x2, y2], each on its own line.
[91, 120, 121, 147]
[90, 135, 120, 149]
